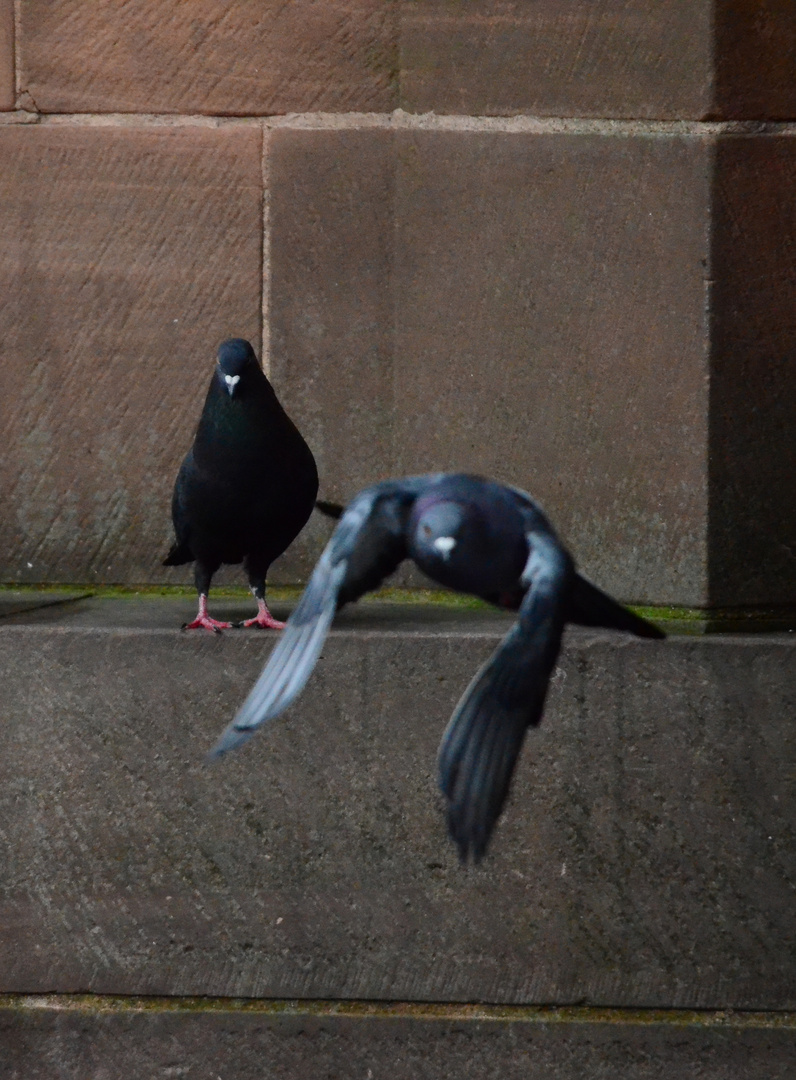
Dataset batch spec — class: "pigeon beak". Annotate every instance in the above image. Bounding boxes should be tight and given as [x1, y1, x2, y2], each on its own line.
[433, 536, 456, 561]
[224, 374, 240, 397]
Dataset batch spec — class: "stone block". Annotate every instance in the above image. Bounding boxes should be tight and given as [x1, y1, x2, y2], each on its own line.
[401, 1, 796, 120]
[268, 127, 796, 607]
[708, 136, 796, 606]
[268, 127, 712, 605]
[267, 127, 395, 583]
[0, 0, 12, 110]
[19, 0, 397, 114]
[400, 1, 714, 120]
[1, 1000, 795, 1080]
[714, 1, 796, 119]
[0, 125, 262, 585]
[16, 1, 796, 120]
[0, 599, 794, 1008]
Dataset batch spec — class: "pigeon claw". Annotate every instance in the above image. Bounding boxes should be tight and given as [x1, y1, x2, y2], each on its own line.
[235, 598, 286, 630]
[236, 612, 286, 630]
[181, 615, 232, 633]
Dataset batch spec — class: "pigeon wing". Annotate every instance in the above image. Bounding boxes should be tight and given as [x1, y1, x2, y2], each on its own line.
[437, 525, 574, 863]
[209, 479, 424, 758]
[163, 454, 196, 565]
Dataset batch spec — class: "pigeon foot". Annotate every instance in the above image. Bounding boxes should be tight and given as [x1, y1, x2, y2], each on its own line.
[182, 614, 232, 633]
[236, 598, 286, 630]
[182, 595, 231, 633]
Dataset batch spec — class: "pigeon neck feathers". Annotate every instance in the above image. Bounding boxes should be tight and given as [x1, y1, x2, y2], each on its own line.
[192, 361, 293, 469]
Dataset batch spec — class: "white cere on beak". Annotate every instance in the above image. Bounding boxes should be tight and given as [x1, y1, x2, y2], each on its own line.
[433, 536, 457, 560]
[224, 374, 240, 396]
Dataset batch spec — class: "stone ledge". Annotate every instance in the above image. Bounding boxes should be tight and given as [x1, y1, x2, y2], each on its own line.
[1, 996, 795, 1080]
[0, 597, 793, 1008]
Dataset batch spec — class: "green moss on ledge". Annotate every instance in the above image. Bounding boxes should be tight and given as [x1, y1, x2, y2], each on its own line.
[1, 584, 794, 633]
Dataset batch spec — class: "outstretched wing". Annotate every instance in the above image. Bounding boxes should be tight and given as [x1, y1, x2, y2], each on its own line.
[209, 478, 428, 759]
[437, 524, 574, 863]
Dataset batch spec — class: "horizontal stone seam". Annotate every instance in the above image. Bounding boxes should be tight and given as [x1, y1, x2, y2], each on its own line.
[2, 995, 796, 1029]
[0, 625, 513, 641]
[0, 624, 792, 647]
[3, 110, 796, 136]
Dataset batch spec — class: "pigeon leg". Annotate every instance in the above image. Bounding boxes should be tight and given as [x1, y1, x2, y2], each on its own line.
[183, 562, 231, 632]
[237, 565, 285, 630]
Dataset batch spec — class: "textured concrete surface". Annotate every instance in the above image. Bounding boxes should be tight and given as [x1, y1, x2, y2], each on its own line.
[18, 0, 398, 114]
[2, 1000, 796, 1080]
[0, 598, 793, 1008]
[0, 0, 12, 110]
[400, 0, 714, 119]
[269, 127, 712, 604]
[0, 124, 262, 586]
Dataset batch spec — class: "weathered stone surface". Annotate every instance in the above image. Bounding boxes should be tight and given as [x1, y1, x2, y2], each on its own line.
[14, 1, 796, 119]
[268, 127, 796, 607]
[2, 1001, 795, 1080]
[0, 124, 262, 585]
[391, 130, 712, 605]
[708, 136, 796, 606]
[401, 1, 796, 120]
[714, 2, 796, 119]
[268, 127, 712, 605]
[19, 0, 397, 114]
[0, 0, 13, 110]
[400, 1, 714, 119]
[0, 599, 793, 1008]
[267, 127, 395, 584]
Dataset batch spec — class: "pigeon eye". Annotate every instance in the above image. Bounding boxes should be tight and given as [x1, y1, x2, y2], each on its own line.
[422, 524, 432, 537]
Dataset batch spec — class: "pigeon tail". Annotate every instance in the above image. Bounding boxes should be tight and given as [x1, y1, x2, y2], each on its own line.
[569, 574, 665, 639]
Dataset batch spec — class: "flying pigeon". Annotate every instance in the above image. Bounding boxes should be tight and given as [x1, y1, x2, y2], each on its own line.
[164, 338, 318, 632]
[210, 473, 664, 860]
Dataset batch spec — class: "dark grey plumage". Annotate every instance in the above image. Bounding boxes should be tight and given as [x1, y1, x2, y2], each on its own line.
[211, 473, 664, 861]
[164, 338, 318, 632]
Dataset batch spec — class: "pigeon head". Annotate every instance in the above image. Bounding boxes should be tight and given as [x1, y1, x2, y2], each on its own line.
[409, 485, 529, 598]
[408, 497, 485, 595]
[412, 500, 467, 565]
[216, 338, 259, 398]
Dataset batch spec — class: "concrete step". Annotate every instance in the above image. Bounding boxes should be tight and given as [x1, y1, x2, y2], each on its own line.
[1, 595, 793, 1011]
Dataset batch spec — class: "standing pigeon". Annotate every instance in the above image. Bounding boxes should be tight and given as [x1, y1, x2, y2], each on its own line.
[164, 338, 318, 632]
[210, 473, 664, 861]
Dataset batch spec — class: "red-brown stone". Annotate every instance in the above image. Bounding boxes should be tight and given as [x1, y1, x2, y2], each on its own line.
[0, 0, 13, 110]
[401, 0, 714, 120]
[268, 127, 712, 605]
[0, 124, 262, 584]
[19, 0, 398, 115]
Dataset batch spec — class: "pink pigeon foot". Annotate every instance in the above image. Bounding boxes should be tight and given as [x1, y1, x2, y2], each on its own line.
[182, 595, 232, 633]
[237, 598, 286, 630]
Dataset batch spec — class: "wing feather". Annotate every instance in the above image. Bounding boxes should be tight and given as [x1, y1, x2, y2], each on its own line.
[209, 480, 424, 759]
[438, 528, 573, 862]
